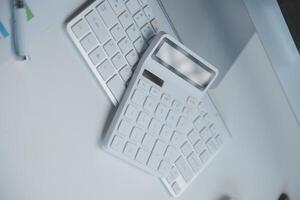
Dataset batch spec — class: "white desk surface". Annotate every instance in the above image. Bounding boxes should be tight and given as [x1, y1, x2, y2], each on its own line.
[1, 1, 300, 200]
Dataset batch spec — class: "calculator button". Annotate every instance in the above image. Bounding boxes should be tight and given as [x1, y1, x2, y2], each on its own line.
[133, 10, 148, 27]
[126, 0, 140, 14]
[159, 125, 173, 142]
[123, 142, 139, 159]
[175, 156, 194, 182]
[71, 19, 89, 39]
[138, 79, 150, 92]
[111, 52, 127, 70]
[187, 130, 201, 145]
[85, 10, 110, 44]
[166, 166, 180, 184]
[130, 127, 144, 143]
[148, 118, 162, 136]
[124, 104, 139, 121]
[110, 135, 126, 152]
[118, 120, 132, 137]
[137, 111, 151, 128]
[194, 116, 206, 132]
[158, 160, 172, 177]
[155, 103, 168, 121]
[161, 94, 172, 107]
[97, 59, 115, 81]
[118, 11, 133, 29]
[107, 75, 125, 101]
[143, 97, 156, 113]
[126, 24, 141, 42]
[187, 152, 202, 172]
[131, 90, 146, 106]
[110, 23, 126, 42]
[141, 23, 155, 40]
[108, 0, 126, 15]
[166, 110, 179, 128]
[103, 39, 118, 57]
[97, 1, 118, 28]
[125, 50, 139, 67]
[180, 141, 193, 157]
[80, 33, 98, 52]
[89, 46, 106, 65]
[119, 65, 132, 82]
[135, 148, 150, 164]
[142, 133, 156, 151]
[164, 145, 180, 163]
[118, 37, 133, 54]
[149, 87, 161, 100]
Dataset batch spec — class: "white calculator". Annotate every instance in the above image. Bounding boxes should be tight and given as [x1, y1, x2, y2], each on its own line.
[104, 32, 230, 197]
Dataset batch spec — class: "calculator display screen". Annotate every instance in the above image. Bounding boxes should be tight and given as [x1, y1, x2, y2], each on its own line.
[153, 39, 215, 90]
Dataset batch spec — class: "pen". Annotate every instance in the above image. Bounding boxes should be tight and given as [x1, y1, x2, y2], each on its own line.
[13, 0, 30, 61]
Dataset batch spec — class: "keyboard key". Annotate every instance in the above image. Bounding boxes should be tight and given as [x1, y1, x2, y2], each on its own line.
[125, 50, 139, 67]
[89, 46, 106, 65]
[187, 152, 202, 172]
[134, 37, 147, 54]
[148, 118, 162, 136]
[158, 160, 171, 177]
[164, 145, 180, 163]
[166, 166, 180, 184]
[199, 150, 210, 163]
[131, 90, 146, 106]
[110, 23, 126, 42]
[177, 117, 193, 135]
[215, 135, 223, 146]
[172, 100, 183, 113]
[133, 10, 148, 27]
[118, 37, 133, 54]
[206, 138, 218, 154]
[142, 133, 156, 151]
[110, 135, 126, 152]
[123, 142, 138, 159]
[111, 52, 127, 69]
[199, 128, 212, 142]
[182, 106, 198, 121]
[103, 39, 118, 57]
[130, 127, 144, 143]
[161, 94, 172, 107]
[147, 153, 161, 170]
[152, 140, 167, 157]
[155, 103, 168, 121]
[137, 79, 150, 91]
[150, 18, 159, 32]
[119, 65, 132, 82]
[175, 156, 194, 182]
[180, 141, 193, 157]
[118, 120, 132, 137]
[171, 182, 181, 195]
[108, 0, 126, 15]
[119, 11, 133, 29]
[126, 0, 140, 14]
[85, 10, 110, 44]
[80, 33, 98, 52]
[143, 97, 156, 113]
[170, 132, 185, 148]
[159, 125, 173, 142]
[135, 148, 150, 164]
[187, 130, 201, 145]
[126, 24, 141, 42]
[143, 5, 153, 19]
[140, 23, 154, 40]
[97, 1, 118, 28]
[149, 87, 161, 100]
[107, 75, 125, 101]
[194, 116, 206, 132]
[124, 104, 139, 121]
[194, 140, 206, 154]
[97, 59, 115, 81]
[187, 96, 198, 107]
[203, 113, 213, 125]
[166, 110, 179, 128]
[137, 111, 151, 128]
[138, 0, 148, 6]
[71, 19, 89, 38]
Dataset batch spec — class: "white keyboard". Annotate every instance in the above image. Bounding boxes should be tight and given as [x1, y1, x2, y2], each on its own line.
[105, 77, 230, 197]
[67, 0, 159, 105]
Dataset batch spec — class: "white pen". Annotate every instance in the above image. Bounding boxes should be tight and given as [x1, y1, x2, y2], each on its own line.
[13, 0, 30, 61]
